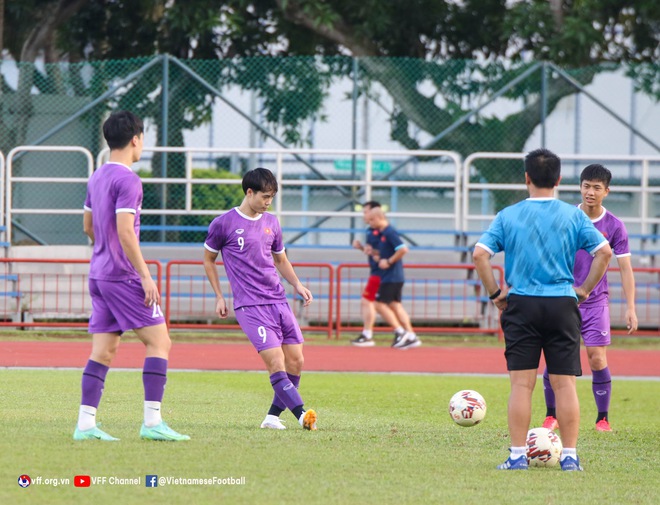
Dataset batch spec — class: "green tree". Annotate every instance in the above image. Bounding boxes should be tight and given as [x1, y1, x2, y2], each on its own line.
[245, 0, 659, 206]
[3, 0, 659, 213]
[139, 168, 243, 243]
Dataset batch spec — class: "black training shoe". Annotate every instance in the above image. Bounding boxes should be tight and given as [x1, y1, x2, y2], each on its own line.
[395, 335, 422, 350]
[351, 334, 375, 347]
[391, 332, 405, 347]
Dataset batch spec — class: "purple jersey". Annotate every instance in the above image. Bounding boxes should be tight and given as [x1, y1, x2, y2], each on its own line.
[574, 205, 630, 307]
[84, 162, 143, 281]
[204, 208, 287, 309]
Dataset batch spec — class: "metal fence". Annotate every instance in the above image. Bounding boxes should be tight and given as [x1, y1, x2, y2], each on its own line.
[1, 258, 657, 337]
[5, 146, 94, 245]
[1, 55, 659, 246]
[335, 263, 505, 339]
[4, 146, 660, 260]
[165, 260, 335, 338]
[0, 258, 161, 328]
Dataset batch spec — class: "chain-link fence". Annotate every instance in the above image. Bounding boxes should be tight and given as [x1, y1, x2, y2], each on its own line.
[1, 56, 658, 245]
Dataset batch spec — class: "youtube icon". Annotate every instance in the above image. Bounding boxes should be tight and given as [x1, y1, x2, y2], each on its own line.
[74, 475, 91, 487]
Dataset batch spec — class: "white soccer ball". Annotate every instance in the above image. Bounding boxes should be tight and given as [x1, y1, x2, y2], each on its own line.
[526, 427, 563, 467]
[448, 389, 487, 427]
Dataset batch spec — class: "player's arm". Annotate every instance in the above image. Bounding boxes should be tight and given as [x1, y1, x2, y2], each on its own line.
[616, 255, 638, 334]
[378, 245, 407, 270]
[472, 245, 507, 309]
[83, 210, 94, 242]
[202, 248, 228, 318]
[272, 251, 313, 306]
[574, 243, 613, 303]
[116, 212, 158, 307]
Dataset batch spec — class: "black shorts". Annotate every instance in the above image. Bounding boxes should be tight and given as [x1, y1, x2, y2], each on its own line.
[500, 294, 582, 376]
[375, 282, 403, 304]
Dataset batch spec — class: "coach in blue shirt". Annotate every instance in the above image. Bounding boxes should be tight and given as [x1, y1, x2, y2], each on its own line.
[368, 206, 422, 349]
[473, 148, 611, 472]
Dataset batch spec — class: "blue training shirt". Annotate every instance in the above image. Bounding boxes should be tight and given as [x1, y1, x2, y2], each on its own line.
[365, 227, 381, 275]
[376, 225, 406, 283]
[476, 198, 608, 299]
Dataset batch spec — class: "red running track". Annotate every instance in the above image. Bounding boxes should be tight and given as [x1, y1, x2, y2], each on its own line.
[0, 341, 657, 376]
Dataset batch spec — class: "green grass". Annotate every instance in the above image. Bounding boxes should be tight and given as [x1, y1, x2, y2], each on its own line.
[2, 329, 659, 349]
[1, 370, 659, 505]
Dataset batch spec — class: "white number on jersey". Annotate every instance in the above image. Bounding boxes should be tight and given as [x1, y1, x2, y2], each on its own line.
[152, 303, 164, 318]
[257, 325, 267, 344]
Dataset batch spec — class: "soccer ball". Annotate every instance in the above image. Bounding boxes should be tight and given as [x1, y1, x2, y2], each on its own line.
[526, 427, 563, 467]
[448, 389, 487, 427]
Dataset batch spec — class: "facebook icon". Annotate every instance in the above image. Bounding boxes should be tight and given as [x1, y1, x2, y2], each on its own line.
[146, 475, 158, 487]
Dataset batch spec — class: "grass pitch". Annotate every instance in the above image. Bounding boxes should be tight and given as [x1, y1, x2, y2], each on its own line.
[1, 370, 658, 505]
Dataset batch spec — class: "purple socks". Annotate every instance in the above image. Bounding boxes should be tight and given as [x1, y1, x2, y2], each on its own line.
[270, 373, 300, 414]
[544, 366, 612, 420]
[269, 371, 304, 412]
[81, 360, 109, 408]
[143, 357, 168, 402]
[592, 367, 612, 415]
[542, 368, 556, 412]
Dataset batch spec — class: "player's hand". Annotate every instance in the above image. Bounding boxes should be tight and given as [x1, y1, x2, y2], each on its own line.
[378, 258, 390, 270]
[296, 283, 313, 307]
[352, 239, 363, 250]
[574, 286, 589, 303]
[492, 285, 508, 311]
[141, 276, 160, 307]
[215, 296, 229, 319]
[363, 244, 373, 256]
[625, 309, 638, 334]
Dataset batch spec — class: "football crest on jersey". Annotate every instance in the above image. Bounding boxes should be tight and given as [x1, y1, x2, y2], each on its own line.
[264, 227, 272, 234]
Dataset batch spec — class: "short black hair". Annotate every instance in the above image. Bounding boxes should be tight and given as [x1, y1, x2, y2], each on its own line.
[580, 164, 611, 187]
[362, 201, 381, 209]
[103, 111, 144, 150]
[524, 148, 561, 189]
[242, 167, 278, 194]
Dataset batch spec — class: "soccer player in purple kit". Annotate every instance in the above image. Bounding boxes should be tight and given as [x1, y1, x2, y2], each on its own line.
[542, 164, 638, 433]
[74, 111, 189, 442]
[203, 167, 318, 431]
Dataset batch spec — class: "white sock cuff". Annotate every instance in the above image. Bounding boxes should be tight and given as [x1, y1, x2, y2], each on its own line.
[77, 405, 97, 431]
[144, 401, 162, 427]
[560, 448, 577, 461]
[510, 446, 526, 457]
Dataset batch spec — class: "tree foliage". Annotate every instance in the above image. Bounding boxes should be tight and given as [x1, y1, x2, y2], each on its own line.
[2, 1, 658, 166]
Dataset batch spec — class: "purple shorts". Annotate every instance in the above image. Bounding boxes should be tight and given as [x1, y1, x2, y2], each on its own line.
[580, 304, 611, 347]
[234, 303, 304, 353]
[88, 278, 165, 334]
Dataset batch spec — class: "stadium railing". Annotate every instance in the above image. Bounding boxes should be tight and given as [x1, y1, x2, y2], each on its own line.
[4, 146, 95, 246]
[4, 146, 660, 263]
[606, 267, 660, 337]
[96, 146, 464, 241]
[164, 260, 335, 338]
[0, 258, 657, 337]
[0, 258, 161, 328]
[335, 263, 505, 340]
[462, 152, 660, 264]
[0, 151, 7, 251]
